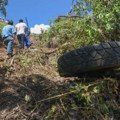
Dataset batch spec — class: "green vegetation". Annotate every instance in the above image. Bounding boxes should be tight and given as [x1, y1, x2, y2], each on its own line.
[42, 17, 101, 49]
[0, 21, 6, 33]
[0, 0, 120, 119]
[0, 0, 8, 17]
[0, 22, 6, 42]
[72, 0, 120, 41]
[44, 78, 120, 120]
[41, 0, 120, 50]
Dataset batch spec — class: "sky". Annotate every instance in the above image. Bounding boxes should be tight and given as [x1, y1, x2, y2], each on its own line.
[4, 0, 72, 28]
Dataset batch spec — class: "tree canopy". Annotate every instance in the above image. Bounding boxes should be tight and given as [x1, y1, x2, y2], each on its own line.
[0, 0, 8, 17]
[70, 0, 120, 40]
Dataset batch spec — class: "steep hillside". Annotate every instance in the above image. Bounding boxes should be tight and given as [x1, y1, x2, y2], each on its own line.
[0, 20, 120, 120]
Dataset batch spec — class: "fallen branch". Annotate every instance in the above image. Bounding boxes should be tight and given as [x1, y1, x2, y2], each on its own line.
[30, 82, 101, 114]
[30, 90, 76, 114]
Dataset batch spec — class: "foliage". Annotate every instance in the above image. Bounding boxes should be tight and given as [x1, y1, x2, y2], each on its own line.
[71, 78, 120, 119]
[41, 0, 120, 52]
[42, 17, 102, 49]
[0, 21, 6, 33]
[43, 78, 120, 120]
[0, 21, 6, 42]
[0, 0, 8, 17]
[71, 0, 120, 40]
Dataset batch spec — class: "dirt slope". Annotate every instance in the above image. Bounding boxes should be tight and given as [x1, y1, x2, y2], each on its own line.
[0, 36, 76, 120]
[0, 36, 120, 120]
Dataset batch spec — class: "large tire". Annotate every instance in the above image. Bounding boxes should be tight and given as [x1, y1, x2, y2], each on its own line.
[58, 41, 120, 77]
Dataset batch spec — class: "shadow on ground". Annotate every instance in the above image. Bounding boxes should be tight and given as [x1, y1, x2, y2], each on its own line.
[0, 72, 68, 119]
[0, 65, 120, 119]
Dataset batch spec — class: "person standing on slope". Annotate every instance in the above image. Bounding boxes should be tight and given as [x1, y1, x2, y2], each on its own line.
[2, 20, 16, 58]
[15, 19, 27, 49]
[25, 27, 31, 48]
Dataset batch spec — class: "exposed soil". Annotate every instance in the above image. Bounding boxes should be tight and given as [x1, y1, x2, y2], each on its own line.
[0, 38, 76, 120]
[0, 38, 120, 120]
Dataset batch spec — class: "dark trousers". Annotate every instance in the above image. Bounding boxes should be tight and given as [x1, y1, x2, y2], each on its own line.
[17, 34, 26, 49]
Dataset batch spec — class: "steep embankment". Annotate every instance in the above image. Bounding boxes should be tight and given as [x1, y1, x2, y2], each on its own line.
[0, 21, 120, 119]
[0, 33, 76, 119]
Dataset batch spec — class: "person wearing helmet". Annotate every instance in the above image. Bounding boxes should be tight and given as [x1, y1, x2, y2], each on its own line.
[15, 19, 27, 49]
[2, 20, 16, 57]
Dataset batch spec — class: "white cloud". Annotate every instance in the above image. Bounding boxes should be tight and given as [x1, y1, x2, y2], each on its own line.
[30, 24, 50, 34]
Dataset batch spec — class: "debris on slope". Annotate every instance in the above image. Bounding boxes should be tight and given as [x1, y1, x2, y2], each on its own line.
[0, 35, 120, 120]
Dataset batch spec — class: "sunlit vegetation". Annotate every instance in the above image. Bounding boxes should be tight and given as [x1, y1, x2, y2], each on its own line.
[0, 0, 120, 119]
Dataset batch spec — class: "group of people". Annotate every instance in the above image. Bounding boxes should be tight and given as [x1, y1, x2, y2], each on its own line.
[1, 19, 31, 58]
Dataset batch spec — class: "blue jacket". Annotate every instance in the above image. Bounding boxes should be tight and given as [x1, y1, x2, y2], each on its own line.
[2, 25, 16, 39]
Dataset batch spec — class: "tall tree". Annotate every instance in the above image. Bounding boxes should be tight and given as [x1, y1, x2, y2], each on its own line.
[0, 0, 8, 17]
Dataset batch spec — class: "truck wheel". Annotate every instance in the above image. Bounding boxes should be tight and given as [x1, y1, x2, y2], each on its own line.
[58, 41, 120, 77]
